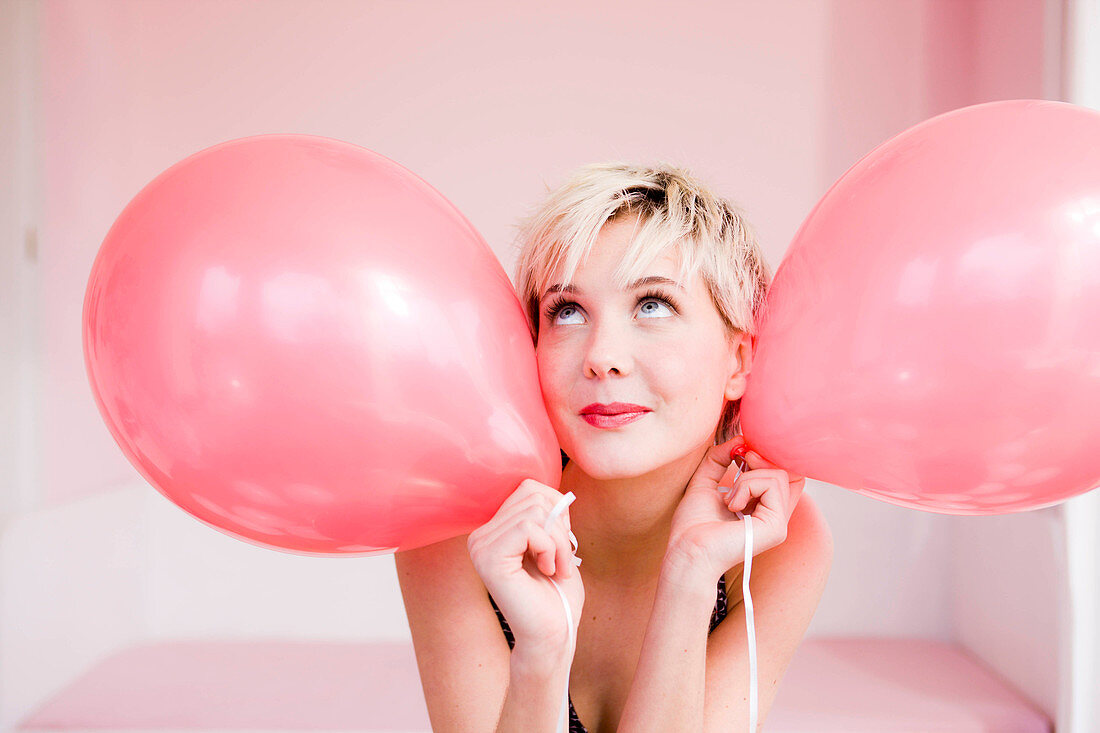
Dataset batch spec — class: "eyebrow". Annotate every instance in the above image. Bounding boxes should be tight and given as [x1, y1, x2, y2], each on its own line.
[540, 275, 685, 301]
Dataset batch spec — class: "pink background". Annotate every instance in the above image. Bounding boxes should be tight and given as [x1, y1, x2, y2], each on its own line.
[40, 0, 1047, 507]
[6, 1, 1087, 730]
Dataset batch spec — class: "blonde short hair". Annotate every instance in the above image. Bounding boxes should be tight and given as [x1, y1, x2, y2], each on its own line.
[511, 162, 772, 445]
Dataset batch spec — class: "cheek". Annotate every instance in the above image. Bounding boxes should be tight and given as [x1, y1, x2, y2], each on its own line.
[646, 340, 730, 406]
[535, 349, 569, 409]
[646, 336, 714, 381]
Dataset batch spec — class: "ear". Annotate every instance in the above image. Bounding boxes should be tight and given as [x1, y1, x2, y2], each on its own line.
[723, 331, 753, 402]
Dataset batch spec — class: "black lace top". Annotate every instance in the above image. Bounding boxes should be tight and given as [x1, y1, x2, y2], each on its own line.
[487, 574, 730, 733]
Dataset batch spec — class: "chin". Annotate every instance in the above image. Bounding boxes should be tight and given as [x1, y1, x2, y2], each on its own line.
[578, 462, 641, 481]
[565, 443, 665, 480]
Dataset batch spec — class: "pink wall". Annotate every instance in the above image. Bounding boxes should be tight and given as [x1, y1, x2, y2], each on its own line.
[822, 0, 1048, 183]
[12, 3, 1073, 714]
[40, 0, 822, 505]
[40, 0, 1049, 509]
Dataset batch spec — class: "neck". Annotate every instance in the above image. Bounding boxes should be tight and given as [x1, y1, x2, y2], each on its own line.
[562, 442, 711, 588]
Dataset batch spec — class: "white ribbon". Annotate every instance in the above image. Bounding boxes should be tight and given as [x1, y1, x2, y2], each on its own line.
[725, 457, 758, 733]
[735, 506, 757, 732]
[544, 491, 580, 733]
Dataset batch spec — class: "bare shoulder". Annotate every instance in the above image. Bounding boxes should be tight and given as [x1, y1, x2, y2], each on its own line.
[762, 489, 834, 608]
[784, 490, 834, 562]
[723, 491, 834, 598]
[394, 534, 511, 732]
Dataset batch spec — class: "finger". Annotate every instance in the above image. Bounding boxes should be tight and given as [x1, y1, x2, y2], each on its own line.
[501, 488, 563, 534]
[687, 441, 739, 493]
[533, 485, 573, 534]
[718, 457, 746, 493]
[729, 482, 765, 516]
[734, 473, 783, 503]
[544, 519, 574, 578]
[751, 476, 792, 525]
[731, 474, 787, 523]
[496, 481, 572, 529]
[522, 521, 559, 577]
[542, 493, 573, 558]
[539, 492, 574, 558]
[481, 502, 552, 550]
[545, 491, 575, 532]
[726, 481, 751, 512]
[742, 449, 806, 486]
[740, 449, 777, 472]
[726, 479, 789, 553]
[490, 489, 569, 542]
[740, 469, 796, 516]
[491, 492, 551, 531]
[730, 468, 785, 497]
[477, 516, 552, 574]
[544, 493, 579, 572]
[496, 480, 544, 512]
[484, 488, 549, 542]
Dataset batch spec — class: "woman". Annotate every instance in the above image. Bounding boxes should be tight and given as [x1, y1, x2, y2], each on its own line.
[395, 163, 833, 732]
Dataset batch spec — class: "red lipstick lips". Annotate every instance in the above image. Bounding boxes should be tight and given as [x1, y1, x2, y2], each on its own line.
[579, 402, 651, 428]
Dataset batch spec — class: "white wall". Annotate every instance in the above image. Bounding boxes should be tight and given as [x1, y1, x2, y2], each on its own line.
[1055, 4, 1100, 732]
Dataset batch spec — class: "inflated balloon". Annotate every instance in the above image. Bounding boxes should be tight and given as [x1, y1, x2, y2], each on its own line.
[740, 100, 1100, 515]
[83, 135, 561, 555]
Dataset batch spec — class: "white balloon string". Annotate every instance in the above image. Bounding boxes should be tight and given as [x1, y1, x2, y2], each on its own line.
[724, 457, 758, 733]
[544, 491, 578, 733]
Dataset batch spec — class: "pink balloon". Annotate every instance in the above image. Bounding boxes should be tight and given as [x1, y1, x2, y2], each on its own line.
[740, 100, 1100, 515]
[83, 135, 561, 554]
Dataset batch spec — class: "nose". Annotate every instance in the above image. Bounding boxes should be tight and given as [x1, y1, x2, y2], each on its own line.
[582, 319, 634, 379]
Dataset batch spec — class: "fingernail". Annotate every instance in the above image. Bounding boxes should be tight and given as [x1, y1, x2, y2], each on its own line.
[731, 444, 748, 458]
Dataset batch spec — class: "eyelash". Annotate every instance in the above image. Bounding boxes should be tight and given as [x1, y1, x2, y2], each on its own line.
[542, 289, 680, 323]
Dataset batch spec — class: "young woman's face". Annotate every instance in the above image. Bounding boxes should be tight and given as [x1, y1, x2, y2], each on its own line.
[535, 215, 750, 480]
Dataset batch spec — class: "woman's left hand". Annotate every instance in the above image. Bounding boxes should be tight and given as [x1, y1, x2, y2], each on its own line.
[665, 435, 806, 584]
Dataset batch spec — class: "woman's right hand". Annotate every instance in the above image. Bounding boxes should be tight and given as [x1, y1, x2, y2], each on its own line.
[467, 479, 584, 653]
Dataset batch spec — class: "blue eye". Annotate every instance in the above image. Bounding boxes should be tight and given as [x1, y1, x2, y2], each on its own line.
[542, 289, 680, 325]
[635, 289, 680, 318]
[546, 300, 583, 324]
[637, 296, 674, 318]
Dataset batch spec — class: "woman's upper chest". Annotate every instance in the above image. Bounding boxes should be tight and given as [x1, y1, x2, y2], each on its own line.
[568, 578, 658, 732]
[565, 570, 737, 733]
